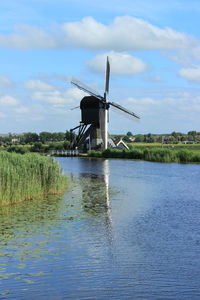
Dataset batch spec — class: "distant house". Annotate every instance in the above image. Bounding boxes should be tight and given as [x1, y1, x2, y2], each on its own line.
[114, 138, 129, 150]
[11, 138, 20, 143]
[128, 136, 135, 142]
[182, 141, 195, 144]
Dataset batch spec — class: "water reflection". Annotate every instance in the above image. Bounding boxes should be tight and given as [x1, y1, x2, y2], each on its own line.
[78, 159, 114, 248]
[80, 160, 110, 211]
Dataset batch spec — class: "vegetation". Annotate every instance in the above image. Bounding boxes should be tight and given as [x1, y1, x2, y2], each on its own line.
[0, 131, 74, 153]
[112, 130, 200, 144]
[89, 147, 200, 163]
[1, 130, 200, 163]
[0, 151, 67, 206]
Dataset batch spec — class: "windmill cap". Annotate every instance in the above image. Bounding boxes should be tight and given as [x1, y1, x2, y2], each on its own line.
[80, 96, 104, 109]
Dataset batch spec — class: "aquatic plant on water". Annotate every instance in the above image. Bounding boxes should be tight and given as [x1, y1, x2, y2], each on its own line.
[0, 151, 67, 206]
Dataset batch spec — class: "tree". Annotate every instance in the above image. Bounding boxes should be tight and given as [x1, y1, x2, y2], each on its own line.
[126, 131, 133, 137]
[135, 134, 145, 143]
[187, 131, 197, 141]
[65, 130, 75, 141]
[39, 132, 52, 143]
[188, 131, 196, 136]
[23, 132, 39, 144]
[31, 142, 43, 152]
[52, 132, 65, 142]
[171, 131, 178, 139]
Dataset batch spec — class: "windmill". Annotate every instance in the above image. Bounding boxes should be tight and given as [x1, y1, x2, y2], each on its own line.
[70, 57, 140, 150]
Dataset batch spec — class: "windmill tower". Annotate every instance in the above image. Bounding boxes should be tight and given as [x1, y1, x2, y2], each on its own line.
[70, 57, 139, 150]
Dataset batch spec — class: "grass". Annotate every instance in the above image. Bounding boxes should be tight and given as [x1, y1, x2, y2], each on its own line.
[128, 142, 200, 151]
[88, 147, 200, 163]
[0, 151, 67, 206]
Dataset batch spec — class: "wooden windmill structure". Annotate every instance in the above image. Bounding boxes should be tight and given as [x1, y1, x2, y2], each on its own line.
[70, 57, 140, 150]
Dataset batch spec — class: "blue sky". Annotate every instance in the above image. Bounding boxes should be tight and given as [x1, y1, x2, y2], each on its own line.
[1, 0, 200, 134]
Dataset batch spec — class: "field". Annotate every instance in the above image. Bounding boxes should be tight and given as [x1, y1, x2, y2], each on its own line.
[128, 142, 200, 151]
[0, 151, 67, 206]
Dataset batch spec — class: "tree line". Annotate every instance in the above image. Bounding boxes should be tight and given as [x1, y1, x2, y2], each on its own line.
[1, 130, 200, 154]
[113, 131, 200, 144]
[0, 131, 75, 154]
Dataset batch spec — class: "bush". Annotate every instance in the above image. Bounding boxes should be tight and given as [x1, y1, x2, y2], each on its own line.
[7, 145, 29, 154]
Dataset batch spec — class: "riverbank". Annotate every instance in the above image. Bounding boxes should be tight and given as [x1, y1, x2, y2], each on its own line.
[88, 148, 200, 163]
[0, 151, 67, 206]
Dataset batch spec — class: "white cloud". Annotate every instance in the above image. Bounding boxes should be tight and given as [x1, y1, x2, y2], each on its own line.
[25, 79, 54, 91]
[0, 112, 6, 118]
[123, 90, 200, 125]
[0, 16, 197, 52]
[14, 106, 30, 114]
[0, 75, 12, 89]
[62, 16, 195, 51]
[0, 24, 56, 49]
[141, 75, 163, 82]
[0, 95, 18, 106]
[29, 85, 86, 105]
[86, 51, 148, 75]
[191, 46, 200, 61]
[126, 97, 159, 115]
[179, 66, 200, 83]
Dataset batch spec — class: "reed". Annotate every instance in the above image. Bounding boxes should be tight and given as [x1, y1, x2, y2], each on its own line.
[88, 148, 200, 163]
[0, 151, 67, 206]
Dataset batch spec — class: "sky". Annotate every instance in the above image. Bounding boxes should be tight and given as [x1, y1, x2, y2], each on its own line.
[1, 0, 200, 134]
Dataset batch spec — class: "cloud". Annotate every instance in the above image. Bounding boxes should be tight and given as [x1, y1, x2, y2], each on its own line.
[62, 16, 196, 51]
[0, 75, 12, 89]
[141, 75, 163, 82]
[32, 88, 85, 105]
[86, 51, 148, 75]
[0, 16, 197, 52]
[0, 24, 56, 49]
[124, 90, 200, 125]
[0, 95, 18, 106]
[0, 112, 6, 118]
[25, 79, 54, 91]
[179, 66, 200, 83]
[125, 97, 159, 116]
[25, 78, 86, 105]
[14, 106, 30, 114]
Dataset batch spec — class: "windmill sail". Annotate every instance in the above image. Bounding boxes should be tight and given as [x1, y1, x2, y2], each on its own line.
[101, 56, 110, 149]
[105, 56, 110, 97]
[71, 80, 103, 100]
[109, 102, 140, 119]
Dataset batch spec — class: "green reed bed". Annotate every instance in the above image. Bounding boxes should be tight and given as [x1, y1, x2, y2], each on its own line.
[89, 148, 200, 163]
[0, 151, 67, 206]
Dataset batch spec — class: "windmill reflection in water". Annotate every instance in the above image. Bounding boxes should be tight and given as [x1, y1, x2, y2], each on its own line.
[78, 159, 113, 246]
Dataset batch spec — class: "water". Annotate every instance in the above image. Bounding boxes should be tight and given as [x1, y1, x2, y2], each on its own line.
[1, 158, 200, 299]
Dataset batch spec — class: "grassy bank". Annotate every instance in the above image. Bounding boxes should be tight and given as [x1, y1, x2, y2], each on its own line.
[0, 151, 67, 206]
[128, 142, 200, 151]
[88, 148, 200, 163]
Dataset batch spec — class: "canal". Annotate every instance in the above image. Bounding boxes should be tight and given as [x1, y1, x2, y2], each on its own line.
[0, 158, 200, 299]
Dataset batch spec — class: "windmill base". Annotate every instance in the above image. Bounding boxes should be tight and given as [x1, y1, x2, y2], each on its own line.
[70, 125, 115, 151]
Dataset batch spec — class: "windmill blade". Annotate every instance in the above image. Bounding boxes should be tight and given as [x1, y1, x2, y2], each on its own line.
[104, 56, 110, 97]
[71, 80, 104, 101]
[70, 105, 79, 110]
[109, 101, 140, 119]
